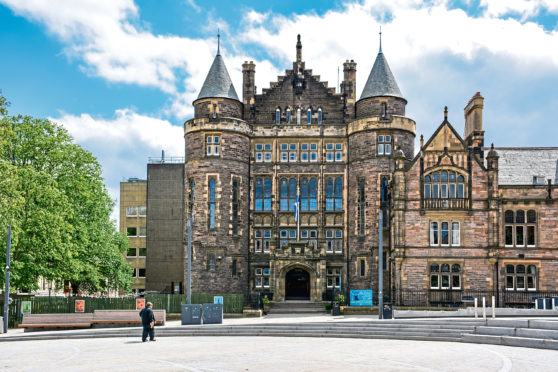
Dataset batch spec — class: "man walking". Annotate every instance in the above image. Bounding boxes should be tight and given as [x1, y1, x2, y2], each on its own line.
[139, 301, 156, 342]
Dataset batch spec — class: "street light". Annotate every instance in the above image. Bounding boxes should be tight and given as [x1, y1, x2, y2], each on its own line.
[3, 226, 11, 333]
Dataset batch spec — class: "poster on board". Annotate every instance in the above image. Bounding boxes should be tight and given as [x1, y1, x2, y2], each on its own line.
[21, 301, 32, 314]
[136, 298, 146, 310]
[75, 299, 85, 312]
[350, 289, 373, 306]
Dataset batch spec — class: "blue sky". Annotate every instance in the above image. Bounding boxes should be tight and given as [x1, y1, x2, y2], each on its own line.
[1, 0, 557, 221]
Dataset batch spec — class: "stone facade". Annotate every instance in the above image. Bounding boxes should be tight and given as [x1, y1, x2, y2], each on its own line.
[138, 36, 558, 306]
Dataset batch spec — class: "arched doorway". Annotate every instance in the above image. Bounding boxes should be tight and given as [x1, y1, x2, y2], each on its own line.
[285, 268, 310, 300]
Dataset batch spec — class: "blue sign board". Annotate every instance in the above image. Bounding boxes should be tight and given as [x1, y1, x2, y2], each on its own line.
[350, 290, 373, 306]
[213, 296, 224, 305]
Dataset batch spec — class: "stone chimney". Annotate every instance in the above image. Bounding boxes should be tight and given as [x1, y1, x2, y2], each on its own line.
[341, 59, 357, 119]
[464, 92, 485, 159]
[242, 61, 256, 120]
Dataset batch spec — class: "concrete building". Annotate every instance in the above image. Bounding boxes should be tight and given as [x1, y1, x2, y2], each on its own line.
[119, 178, 147, 294]
[136, 35, 558, 306]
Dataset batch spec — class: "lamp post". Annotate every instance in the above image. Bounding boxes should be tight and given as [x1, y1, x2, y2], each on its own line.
[378, 212, 383, 320]
[187, 217, 192, 305]
[3, 226, 11, 333]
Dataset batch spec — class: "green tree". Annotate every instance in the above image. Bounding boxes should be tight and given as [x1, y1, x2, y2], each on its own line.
[0, 92, 132, 293]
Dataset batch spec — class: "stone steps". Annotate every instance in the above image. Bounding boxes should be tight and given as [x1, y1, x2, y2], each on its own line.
[267, 301, 325, 314]
[462, 334, 558, 350]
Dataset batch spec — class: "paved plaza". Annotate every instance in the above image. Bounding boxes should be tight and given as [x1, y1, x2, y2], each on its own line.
[2, 334, 558, 371]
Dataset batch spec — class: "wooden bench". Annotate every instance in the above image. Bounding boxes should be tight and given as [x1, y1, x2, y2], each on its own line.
[91, 310, 166, 328]
[19, 313, 93, 332]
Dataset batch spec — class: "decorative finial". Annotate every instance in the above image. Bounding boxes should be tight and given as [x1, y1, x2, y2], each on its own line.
[379, 26, 382, 53]
[217, 29, 221, 55]
[444, 106, 448, 120]
[420, 134, 424, 148]
[491, 143, 494, 150]
[296, 34, 302, 63]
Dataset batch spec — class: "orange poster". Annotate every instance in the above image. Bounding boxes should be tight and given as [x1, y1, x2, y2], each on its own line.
[75, 300, 85, 312]
[136, 299, 146, 310]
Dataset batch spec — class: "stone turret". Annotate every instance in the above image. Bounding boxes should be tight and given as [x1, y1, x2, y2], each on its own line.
[193, 47, 243, 120]
[184, 37, 250, 296]
[356, 48, 406, 119]
[341, 60, 357, 120]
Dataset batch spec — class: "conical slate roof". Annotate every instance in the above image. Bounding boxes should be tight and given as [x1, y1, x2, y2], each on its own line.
[359, 52, 404, 101]
[196, 54, 239, 101]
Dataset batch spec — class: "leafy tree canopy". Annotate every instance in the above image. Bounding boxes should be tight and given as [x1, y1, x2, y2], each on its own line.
[0, 92, 132, 294]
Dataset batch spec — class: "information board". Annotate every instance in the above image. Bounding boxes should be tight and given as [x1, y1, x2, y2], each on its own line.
[136, 298, 146, 310]
[350, 289, 373, 306]
[214, 296, 223, 305]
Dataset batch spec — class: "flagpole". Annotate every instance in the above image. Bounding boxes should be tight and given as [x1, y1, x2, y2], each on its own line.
[296, 184, 300, 240]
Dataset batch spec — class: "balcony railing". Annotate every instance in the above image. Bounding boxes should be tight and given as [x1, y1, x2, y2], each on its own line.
[423, 198, 469, 210]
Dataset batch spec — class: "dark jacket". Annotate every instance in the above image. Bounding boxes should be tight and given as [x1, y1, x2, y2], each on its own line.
[139, 307, 155, 326]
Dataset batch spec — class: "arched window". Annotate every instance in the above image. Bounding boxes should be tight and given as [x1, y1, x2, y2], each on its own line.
[296, 108, 301, 124]
[275, 108, 280, 124]
[424, 170, 467, 209]
[280, 178, 297, 211]
[254, 178, 272, 211]
[307, 108, 312, 124]
[286, 108, 291, 124]
[506, 263, 537, 291]
[430, 262, 461, 290]
[326, 177, 343, 211]
[317, 108, 323, 124]
[209, 178, 216, 229]
[505, 209, 536, 247]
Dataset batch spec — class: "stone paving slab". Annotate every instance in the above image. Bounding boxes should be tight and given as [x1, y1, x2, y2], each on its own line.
[2, 335, 558, 371]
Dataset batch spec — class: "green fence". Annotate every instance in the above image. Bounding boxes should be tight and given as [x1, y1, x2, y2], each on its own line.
[0, 293, 243, 328]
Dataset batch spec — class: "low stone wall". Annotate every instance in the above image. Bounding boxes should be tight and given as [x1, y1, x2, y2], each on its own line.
[395, 307, 558, 318]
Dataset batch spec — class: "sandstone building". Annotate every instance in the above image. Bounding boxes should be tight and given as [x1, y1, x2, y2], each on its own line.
[140, 35, 558, 306]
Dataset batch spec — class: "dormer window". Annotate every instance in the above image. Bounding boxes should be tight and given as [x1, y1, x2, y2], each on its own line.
[423, 170, 467, 209]
[317, 108, 323, 124]
[307, 108, 312, 124]
[286, 108, 291, 124]
[275, 108, 280, 124]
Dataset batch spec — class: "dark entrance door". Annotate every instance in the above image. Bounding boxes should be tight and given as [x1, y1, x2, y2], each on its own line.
[285, 268, 310, 300]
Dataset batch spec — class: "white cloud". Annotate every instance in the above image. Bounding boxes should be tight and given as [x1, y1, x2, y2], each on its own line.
[480, 0, 558, 18]
[49, 109, 184, 223]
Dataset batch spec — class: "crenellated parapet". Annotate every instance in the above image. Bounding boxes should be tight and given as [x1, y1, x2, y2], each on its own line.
[347, 115, 416, 136]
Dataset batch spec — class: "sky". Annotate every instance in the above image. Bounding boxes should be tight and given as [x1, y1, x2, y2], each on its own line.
[1, 0, 557, 222]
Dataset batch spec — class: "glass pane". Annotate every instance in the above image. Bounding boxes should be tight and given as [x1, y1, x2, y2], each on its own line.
[527, 210, 536, 223]
[449, 184, 456, 198]
[449, 172, 456, 182]
[441, 184, 447, 198]
[458, 184, 464, 198]
[430, 263, 439, 272]
[425, 184, 431, 198]
[516, 265, 525, 274]
[441, 171, 448, 182]
[255, 179, 263, 197]
[441, 264, 450, 272]
[506, 264, 515, 274]
[441, 222, 449, 245]
[452, 222, 460, 246]
[301, 178, 308, 196]
[528, 265, 536, 275]
[452, 264, 461, 273]
[430, 222, 438, 245]
[504, 211, 513, 223]
[457, 175, 464, 182]
[452, 275, 460, 289]
[527, 276, 535, 289]
[430, 275, 439, 288]
[264, 179, 272, 197]
[527, 226, 535, 246]
[326, 178, 333, 196]
[516, 226, 524, 246]
[516, 210, 525, 223]
[378, 144, 384, 154]
[506, 276, 514, 289]
[289, 179, 297, 197]
[264, 199, 271, 211]
[432, 172, 439, 182]
[433, 184, 439, 198]
[425, 175, 431, 182]
[516, 276, 525, 290]
[335, 198, 343, 211]
[280, 199, 288, 211]
[255, 199, 263, 210]
[505, 226, 513, 245]
[326, 198, 334, 211]
[441, 275, 449, 288]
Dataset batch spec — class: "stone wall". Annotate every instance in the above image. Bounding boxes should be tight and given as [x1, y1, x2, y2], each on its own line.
[356, 96, 406, 119]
